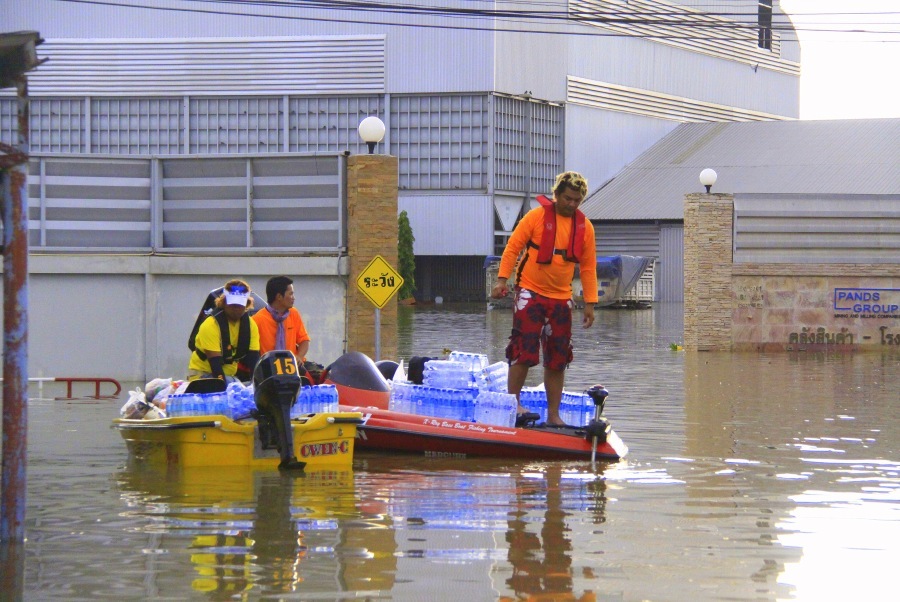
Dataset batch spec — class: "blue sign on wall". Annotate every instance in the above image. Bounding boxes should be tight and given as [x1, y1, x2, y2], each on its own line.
[833, 288, 900, 317]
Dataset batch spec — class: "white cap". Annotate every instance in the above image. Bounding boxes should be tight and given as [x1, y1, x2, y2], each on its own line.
[223, 284, 250, 306]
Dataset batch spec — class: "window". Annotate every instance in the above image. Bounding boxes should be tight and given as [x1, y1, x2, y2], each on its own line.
[758, 1, 773, 50]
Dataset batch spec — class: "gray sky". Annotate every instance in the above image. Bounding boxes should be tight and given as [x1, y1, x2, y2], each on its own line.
[780, 0, 900, 119]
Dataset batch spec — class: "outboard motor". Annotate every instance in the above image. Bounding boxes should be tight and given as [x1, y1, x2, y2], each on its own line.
[253, 350, 305, 471]
[585, 385, 611, 463]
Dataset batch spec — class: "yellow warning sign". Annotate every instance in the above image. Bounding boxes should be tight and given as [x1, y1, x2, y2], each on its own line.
[356, 255, 404, 309]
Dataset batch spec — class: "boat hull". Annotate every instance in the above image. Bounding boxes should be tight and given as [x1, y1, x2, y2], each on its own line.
[112, 412, 362, 470]
[342, 405, 628, 461]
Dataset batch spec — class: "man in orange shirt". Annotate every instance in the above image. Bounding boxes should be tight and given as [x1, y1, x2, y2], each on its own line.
[253, 276, 311, 361]
[491, 171, 598, 426]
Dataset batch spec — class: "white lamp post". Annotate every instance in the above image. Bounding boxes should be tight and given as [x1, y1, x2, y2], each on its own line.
[358, 116, 386, 154]
[699, 168, 718, 193]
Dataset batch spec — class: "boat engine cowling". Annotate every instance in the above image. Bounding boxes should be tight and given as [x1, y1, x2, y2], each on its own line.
[324, 351, 391, 410]
[252, 350, 304, 469]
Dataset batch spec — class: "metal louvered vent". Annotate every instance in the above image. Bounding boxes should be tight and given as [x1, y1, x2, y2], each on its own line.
[290, 96, 385, 155]
[91, 98, 184, 154]
[391, 94, 488, 191]
[30, 98, 84, 152]
[189, 97, 283, 154]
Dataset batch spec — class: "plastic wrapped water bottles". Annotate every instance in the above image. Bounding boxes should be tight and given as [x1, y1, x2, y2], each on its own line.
[390, 381, 412, 414]
[167, 392, 202, 417]
[317, 384, 339, 413]
[226, 382, 256, 419]
[476, 361, 509, 392]
[520, 388, 548, 423]
[474, 390, 517, 427]
[292, 384, 340, 418]
[166, 394, 183, 417]
[448, 351, 488, 373]
[423, 360, 471, 389]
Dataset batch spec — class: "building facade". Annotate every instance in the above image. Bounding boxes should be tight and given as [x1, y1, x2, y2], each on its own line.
[2, 0, 799, 300]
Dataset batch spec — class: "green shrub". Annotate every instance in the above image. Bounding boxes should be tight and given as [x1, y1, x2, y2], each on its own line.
[398, 210, 416, 299]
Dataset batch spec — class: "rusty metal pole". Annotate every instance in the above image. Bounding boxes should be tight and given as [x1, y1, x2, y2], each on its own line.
[1, 74, 30, 546]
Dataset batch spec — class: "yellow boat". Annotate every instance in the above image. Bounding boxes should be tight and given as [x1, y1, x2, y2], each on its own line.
[114, 350, 362, 471]
[113, 411, 362, 470]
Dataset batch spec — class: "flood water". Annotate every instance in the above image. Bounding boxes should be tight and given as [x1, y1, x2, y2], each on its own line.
[6, 302, 899, 601]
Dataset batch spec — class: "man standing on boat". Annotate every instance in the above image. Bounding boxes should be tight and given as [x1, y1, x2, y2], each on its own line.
[253, 275, 311, 360]
[491, 171, 598, 427]
[187, 279, 261, 381]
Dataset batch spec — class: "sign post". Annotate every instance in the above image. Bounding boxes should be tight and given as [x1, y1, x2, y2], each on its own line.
[355, 255, 404, 361]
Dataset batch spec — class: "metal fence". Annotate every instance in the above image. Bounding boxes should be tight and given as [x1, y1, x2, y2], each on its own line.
[27, 153, 346, 252]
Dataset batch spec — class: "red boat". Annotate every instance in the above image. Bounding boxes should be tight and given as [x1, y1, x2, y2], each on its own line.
[322, 352, 628, 461]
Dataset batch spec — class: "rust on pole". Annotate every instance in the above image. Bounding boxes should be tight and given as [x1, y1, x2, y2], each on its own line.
[1, 73, 30, 545]
[1, 31, 43, 550]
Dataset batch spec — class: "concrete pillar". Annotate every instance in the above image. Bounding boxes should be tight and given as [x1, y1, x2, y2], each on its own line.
[346, 154, 400, 360]
[683, 193, 734, 351]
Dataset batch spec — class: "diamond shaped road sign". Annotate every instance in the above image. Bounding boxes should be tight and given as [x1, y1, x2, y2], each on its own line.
[356, 255, 404, 309]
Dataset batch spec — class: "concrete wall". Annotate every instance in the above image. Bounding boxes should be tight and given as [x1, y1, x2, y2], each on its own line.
[15, 255, 348, 382]
[683, 193, 900, 351]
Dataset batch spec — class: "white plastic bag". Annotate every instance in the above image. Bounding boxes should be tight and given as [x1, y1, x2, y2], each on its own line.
[120, 388, 149, 419]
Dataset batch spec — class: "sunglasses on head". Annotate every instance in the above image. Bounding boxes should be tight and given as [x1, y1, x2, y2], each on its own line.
[226, 284, 248, 294]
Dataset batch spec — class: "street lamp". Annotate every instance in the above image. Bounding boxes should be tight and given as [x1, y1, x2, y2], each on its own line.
[699, 168, 717, 193]
[358, 116, 386, 154]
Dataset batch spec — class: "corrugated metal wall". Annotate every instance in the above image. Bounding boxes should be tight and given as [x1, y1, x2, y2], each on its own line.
[659, 224, 684, 302]
[594, 222, 661, 258]
[19, 37, 386, 95]
[734, 194, 900, 264]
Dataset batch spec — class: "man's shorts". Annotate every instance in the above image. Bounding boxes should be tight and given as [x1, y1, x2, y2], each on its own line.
[505, 288, 574, 371]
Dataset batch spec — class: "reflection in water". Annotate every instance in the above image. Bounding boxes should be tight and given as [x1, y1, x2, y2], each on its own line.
[115, 465, 397, 598]
[505, 465, 606, 600]
[19, 303, 899, 600]
[114, 458, 609, 600]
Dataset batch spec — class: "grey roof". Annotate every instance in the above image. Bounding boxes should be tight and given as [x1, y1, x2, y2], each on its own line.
[580, 119, 900, 221]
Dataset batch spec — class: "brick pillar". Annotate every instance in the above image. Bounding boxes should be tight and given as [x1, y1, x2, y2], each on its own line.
[346, 154, 400, 360]
[683, 193, 734, 351]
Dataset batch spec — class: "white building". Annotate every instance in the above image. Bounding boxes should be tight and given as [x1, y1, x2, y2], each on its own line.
[2, 1, 799, 301]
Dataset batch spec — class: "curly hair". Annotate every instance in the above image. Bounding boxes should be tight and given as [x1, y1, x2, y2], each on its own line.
[553, 171, 588, 198]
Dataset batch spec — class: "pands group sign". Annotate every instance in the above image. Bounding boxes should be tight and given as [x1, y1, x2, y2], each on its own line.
[833, 288, 900, 318]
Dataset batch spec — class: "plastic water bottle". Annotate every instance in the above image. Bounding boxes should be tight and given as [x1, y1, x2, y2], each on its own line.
[449, 351, 488, 372]
[167, 395, 181, 417]
[320, 384, 339, 413]
[298, 387, 307, 416]
[477, 361, 509, 392]
[462, 389, 476, 422]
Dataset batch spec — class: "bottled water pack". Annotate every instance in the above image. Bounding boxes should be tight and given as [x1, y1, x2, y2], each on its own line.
[166, 391, 230, 418]
[474, 390, 517, 427]
[423, 360, 471, 389]
[291, 384, 339, 418]
[390, 381, 475, 421]
[476, 361, 509, 392]
[448, 351, 488, 372]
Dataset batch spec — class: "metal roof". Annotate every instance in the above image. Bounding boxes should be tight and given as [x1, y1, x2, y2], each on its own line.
[580, 119, 900, 221]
